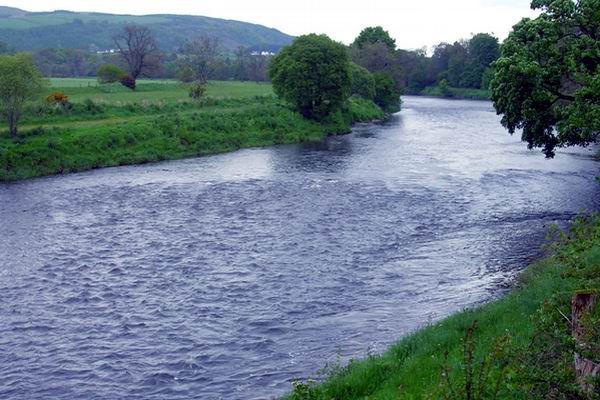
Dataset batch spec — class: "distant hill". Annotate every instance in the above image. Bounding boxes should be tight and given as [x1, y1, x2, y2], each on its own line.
[0, 7, 294, 52]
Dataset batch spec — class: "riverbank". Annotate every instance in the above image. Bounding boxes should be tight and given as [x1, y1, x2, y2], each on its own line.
[418, 85, 492, 100]
[0, 80, 385, 182]
[287, 214, 600, 399]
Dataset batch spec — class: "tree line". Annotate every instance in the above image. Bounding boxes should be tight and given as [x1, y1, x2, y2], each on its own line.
[0, 25, 501, 95]
[0, 0, 597, 157]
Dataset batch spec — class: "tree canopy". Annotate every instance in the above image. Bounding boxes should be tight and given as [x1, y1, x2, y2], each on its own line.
[352, 26, 396, 51]
[491, 0, 599, 157]
[269, 34, 351, 120]
[0, 54, 43, 137]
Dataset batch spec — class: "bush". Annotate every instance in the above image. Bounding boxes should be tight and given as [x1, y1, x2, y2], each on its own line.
[269, 34, 351, 121]
[45, 92, 71, 110]
[189, 81, 206, 100]
[349, 62, 376, 100]
[97, 64, 125, 84]
[373, 72, 401, 113]
[120, 75, 136, 90]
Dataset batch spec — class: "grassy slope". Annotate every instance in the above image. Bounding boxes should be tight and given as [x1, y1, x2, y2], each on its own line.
[420, 85, 492, 100]
[0, 80, 385, 181]
[286, 215, 600, 399]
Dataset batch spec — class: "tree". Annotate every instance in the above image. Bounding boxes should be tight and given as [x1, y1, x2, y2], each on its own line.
[460, 33, 499, 88]
[352, 26, 396, 51]
[349, 62, 376, 100]
[351, 42, 404, 92]
[0, 54, 43, 138]
[491, 0, 599, 157]
[97, 64, 125, 84]
[178, 36, 222, 84]
[113, 25, 160, 84]
[269, 34, 351, 120]
[373, 72, 401, 113]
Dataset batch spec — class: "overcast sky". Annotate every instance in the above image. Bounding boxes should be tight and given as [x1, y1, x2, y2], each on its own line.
[4, 0, 538, 49]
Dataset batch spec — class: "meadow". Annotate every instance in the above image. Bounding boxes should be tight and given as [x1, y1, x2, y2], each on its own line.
[0, 79, 384, 181]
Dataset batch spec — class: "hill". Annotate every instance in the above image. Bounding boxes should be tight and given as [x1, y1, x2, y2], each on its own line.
[0, 7, 294, 52]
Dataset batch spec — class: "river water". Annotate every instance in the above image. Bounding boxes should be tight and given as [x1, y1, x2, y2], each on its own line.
[0, 96, 598, 399]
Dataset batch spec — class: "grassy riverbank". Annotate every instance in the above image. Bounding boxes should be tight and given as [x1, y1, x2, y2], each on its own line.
[287, 215, 600, 399]
[0, 80, 385, 182]
[420, 85, 492, 100]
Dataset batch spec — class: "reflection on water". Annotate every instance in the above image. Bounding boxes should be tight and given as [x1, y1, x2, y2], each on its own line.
[0, 96, 598, 400]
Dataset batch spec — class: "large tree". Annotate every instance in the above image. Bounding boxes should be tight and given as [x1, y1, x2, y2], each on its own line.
[113, 25, 160, 82]
[0, 54, 43, 138]
[492, 0, 599, 157]
[269, 34, 351, 120]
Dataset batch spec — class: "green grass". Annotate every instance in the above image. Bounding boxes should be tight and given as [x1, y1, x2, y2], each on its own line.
[45, 79, 274, 104]
[285, 216, 600, 399]
[420, 85, 492, 100]
[0, 81, 385, 181]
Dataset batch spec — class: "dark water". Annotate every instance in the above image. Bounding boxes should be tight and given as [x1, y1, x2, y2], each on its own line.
[1, 97, 598, 400]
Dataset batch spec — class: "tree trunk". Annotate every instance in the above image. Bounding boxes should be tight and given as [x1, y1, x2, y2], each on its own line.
[7, 110, 18, 139]
[572, 291, 600, 397]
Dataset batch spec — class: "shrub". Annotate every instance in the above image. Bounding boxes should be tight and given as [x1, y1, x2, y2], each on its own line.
[349, 62, 375, 100]
[188, 81, 206, 100]
[120, 75, 136, 90]
[97, 64, 125, 84]
[373, 72, 401, 113]
[81, 99, 104, 114]
[45, 92, 71, 110]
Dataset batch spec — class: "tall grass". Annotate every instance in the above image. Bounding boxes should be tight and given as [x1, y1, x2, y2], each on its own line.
[0, 96, 385, 181]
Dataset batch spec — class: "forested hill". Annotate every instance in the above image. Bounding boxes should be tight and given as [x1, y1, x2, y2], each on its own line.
[0, 7, 294, 52]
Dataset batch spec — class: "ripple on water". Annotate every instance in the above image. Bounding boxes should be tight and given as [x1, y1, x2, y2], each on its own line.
[0, 97, 598, 400]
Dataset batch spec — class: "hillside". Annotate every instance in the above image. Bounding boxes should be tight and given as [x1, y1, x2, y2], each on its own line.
[0, 7, 294, 52]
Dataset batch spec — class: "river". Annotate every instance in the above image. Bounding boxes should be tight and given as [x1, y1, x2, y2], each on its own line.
[0, 96, 598, 399]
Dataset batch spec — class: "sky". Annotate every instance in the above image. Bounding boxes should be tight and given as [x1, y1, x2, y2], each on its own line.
[3, 0, 539, 49]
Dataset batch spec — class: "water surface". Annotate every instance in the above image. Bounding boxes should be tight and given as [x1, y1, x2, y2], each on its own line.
[1, 96, 598, 399]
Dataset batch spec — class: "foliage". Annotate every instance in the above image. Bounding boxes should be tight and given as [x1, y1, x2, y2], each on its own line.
[491, 0, 600, 157]
[97, 64, 125, 84]
[269, 34, 351, 121]
[349, 63, 376, 100]
[460, 33, 500, 88]
[421, 84, 492, 100]
[435, 321, 513, 400]
[351, 42, 404, 92]
[352, 26, 396, 51]
[0, 53, 43, 137]
[119, 75, 136, 90]
[177, 36, 221, 84]
[188, 81, 206, 100]
[0, 93, 384, 181]
[44, 92, 71, 111]
[373, 72, 401, 113]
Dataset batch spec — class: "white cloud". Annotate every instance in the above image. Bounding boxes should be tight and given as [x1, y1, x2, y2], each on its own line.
[3, 0, 539, 48]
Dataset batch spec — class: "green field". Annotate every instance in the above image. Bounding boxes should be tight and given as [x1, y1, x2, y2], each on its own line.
[0, 80, 384, 181]
[45, 79, 274, 103]
[286, 215, 600, 399]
